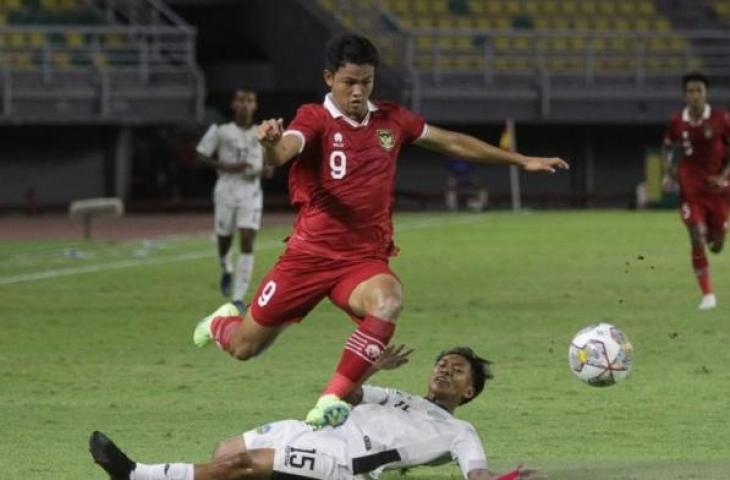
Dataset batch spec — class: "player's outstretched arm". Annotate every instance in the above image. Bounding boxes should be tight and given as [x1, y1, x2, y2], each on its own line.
[415, 125, 568, 173]
[343, 344, 413, 406]
[257, 118, 301, 167]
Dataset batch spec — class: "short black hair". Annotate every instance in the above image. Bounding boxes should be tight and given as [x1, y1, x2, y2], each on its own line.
[325, 33, 380, 72]
[233, 87, 256, 97]
[682, 72, 709, 90]
[435, 347, 493, 404]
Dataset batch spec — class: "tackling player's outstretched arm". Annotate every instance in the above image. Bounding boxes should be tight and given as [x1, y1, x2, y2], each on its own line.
[415, 125, 569, 173]
[257, 118, 302, 167]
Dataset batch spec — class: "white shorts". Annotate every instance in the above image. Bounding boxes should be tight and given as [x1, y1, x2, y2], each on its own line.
[243, 420, 360, 480]
[214, 201, 262, 235]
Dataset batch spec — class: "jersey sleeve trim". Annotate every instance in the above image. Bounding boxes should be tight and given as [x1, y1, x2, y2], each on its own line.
[283, 130, 306, 154]
[418, 123, 430, 141]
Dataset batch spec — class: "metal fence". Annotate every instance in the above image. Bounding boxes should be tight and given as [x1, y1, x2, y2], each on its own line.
[0, 0, 203, 123]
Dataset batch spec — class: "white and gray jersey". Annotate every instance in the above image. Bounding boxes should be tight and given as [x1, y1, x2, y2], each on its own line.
[340, 386, 488, 479]
[196, 122, 264, 206]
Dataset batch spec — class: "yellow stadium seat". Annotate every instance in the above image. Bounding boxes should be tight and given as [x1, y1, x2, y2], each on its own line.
[669, 36, 688, 51]
[52, 51, 71, 68]
[634, 19, 650, 32]
[613, 19, 631, 32]
[524, 1, 539, 15]
[504, 0, 520, 15]
[64, 32, 86, 48]
[572, 18, 590, 31]
[593, 18, 610, 32]
[569, 36, 586, 50]
[436, 17, 457, 29]
[455, 17, 473, 29]
[103, 33, 124, 46]
[9, 32, 25, 47]
[391, 0, 410, 15]
[552, 17, 569, 30]
[638, 1, 656, 16]
[597, 2, 616, 16]
[468, 0, 484, 14]
[474, 18, 490, 29]
[494, 17, 511, 29]
[534, 18, 550, 30]
[648, 37, 669, 50]
[512, 36, 531, 50]
[454, 36, 473, 50]
[415, 17, 435, 28]
[398, 17, 414, 28]
[550, 37, 568, 50]
[590, 38, 607, 50]
[542, 1, 558, 15]
[436, 36, 454, 50]
[654, 18, 671, 32]
[618, 1, 636, 16]
[493, 36, 510, 51]
[29, 32, 46, 47]
[413, 0, 430, 15]
[609, 37, 629, 51]
[432, 0, 448, 14]
[559, 1, 578, 16]
[415, 36, 434, 50]
[485, 1, 503, 15]
[578, 0, 596, 15]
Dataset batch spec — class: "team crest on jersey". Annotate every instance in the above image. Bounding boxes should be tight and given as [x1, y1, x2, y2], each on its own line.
[333, 132, 345, 148]
[703, 124, 714, 139]
[377, 129, 395, 151]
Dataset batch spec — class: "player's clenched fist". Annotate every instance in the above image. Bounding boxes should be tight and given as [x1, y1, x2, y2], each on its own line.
[256, 118, 284, 148]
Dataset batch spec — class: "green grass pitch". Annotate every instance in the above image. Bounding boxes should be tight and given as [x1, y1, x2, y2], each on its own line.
[2, 211, 729, 479]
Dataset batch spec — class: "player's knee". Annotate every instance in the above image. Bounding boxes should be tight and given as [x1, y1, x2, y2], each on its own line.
[709, 240, 724, 253]
[370, 291, 404, 320]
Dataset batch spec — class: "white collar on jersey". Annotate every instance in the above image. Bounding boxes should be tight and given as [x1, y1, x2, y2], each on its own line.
[682, 104, 711, 125]
[323, 93, 378, 128]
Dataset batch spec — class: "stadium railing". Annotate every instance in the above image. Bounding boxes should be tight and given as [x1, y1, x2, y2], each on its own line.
[0, 0, 204, 124]
[316, 0, 730, 121]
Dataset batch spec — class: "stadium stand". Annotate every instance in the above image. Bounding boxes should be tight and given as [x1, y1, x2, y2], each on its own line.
[0, 0, 203, 123]
[316, 0, 730, 123]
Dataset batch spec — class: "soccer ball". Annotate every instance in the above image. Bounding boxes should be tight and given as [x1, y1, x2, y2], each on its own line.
[568, 323, 633, 387]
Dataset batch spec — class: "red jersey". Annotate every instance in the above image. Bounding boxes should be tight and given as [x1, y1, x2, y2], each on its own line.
[664, 105, 730, 197]
[282, 95, 427, 260]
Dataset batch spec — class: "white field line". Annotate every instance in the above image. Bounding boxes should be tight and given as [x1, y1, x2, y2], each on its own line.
[0, 215, 487, 286]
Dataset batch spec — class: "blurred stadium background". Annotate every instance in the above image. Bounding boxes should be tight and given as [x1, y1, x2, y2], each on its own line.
[3, 0, 730, 215]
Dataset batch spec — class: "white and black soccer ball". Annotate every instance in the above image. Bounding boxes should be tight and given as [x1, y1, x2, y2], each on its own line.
[568, 323, 633, 387]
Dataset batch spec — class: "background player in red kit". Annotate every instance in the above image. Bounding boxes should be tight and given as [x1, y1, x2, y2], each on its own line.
[663, 72, 730, 310]
[194, 34, 569, 427]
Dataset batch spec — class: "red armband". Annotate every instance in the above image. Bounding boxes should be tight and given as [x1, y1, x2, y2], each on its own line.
[496, 468, 520, 480]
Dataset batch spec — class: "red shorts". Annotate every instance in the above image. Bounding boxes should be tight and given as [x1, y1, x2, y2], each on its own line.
[249, 249, 395, 327]
[680, 195, 730, 236]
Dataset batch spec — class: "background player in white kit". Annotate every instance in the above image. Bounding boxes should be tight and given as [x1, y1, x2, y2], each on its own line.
[90, 346, 543, 480]
[197, 89, 272, 309]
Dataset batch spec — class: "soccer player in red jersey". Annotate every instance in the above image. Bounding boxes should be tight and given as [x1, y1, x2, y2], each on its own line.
[663, 72, 730, 311]
[194, 34, 569, 427]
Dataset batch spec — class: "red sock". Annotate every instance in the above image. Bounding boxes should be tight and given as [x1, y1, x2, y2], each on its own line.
[211, 315, 241, 351]
[323, 315, 395, 398]
[692, 246, 713, 295]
